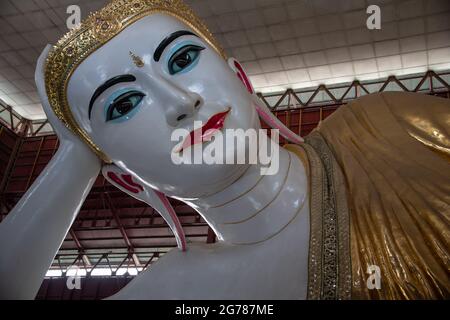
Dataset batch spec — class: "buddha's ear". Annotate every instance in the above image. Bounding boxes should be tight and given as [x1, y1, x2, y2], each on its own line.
[228, 57, 254, 95]
[227, 58, 304, 144]
[102, 164, 186, 251]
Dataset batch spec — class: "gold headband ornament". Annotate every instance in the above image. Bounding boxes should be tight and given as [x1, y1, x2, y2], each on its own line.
[44, 0, 226, 163]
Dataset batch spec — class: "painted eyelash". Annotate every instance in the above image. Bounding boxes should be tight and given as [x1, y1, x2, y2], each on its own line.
[104, 88, 135, 118]
[104, 88, 145, 123]
[165, 40, 205, 71]
[166, 40, 202, 60]
[106, 90, 144, 120]
[168, 45, 204, 73]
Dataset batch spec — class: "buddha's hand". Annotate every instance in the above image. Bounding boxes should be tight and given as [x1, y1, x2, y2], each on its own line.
[35, 45, 97, 156]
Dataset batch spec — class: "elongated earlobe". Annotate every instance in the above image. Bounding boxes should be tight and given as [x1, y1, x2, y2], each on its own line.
[253, 102, 304, 144]
[102, 165, 187, 251]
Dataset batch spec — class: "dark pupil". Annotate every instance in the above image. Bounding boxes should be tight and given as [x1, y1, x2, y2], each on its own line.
[175, 52, 191, 68]
[116, 100, 133, 114]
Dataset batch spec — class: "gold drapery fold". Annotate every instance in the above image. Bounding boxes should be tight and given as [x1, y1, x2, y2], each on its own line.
[315, 92, 450, 299]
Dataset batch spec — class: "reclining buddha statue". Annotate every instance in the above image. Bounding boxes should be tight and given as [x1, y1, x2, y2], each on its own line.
[0, 0, 448, 300]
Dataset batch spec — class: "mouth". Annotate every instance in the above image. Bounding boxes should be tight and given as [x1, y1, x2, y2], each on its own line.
[176, 108, 231, 153]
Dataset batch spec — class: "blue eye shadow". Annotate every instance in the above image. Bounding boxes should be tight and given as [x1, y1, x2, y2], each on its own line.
[104, 87, 144, 123]
[166, 40, 199, 63]
[104, 87, 135, 119]
[166, 40, 203, 75]
[109, 102, 143, 124]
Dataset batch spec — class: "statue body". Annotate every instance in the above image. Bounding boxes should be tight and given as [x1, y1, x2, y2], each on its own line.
[0, 0, 448, 300]
[109, 147, 311, 299]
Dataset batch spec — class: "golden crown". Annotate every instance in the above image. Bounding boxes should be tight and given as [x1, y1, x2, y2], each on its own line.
[44, 0, 226, 163]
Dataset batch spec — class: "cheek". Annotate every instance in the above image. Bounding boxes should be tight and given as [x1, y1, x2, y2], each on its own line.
[91, 112, 172, 160]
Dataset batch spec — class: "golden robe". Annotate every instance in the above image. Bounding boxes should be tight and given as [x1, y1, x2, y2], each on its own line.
[287, 92, 450, 299]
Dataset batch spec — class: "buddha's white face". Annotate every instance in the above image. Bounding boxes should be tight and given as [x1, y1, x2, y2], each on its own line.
[67, 14, 260, 198]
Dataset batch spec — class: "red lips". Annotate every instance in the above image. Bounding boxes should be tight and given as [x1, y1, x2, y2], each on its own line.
[176, 108, 231, 153]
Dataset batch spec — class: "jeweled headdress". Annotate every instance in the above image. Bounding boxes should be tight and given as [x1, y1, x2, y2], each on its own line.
[45, 0, 226, 162]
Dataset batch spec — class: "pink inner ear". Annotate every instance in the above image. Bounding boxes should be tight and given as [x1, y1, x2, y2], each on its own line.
[234, 60, 253, 94]
[106, 170, 187, 251]
[154, 191, 187, 252]
[107, 172, 140, 194]
[231, 58, 303, 144]
[121, 174, 144, 191]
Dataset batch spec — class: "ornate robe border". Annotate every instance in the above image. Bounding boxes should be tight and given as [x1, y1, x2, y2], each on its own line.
[302, 131, 352, 299]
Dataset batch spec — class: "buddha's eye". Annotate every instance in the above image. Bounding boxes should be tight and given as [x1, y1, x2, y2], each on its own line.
[106, 90, 145, 122]
[168, 44, 205, 75]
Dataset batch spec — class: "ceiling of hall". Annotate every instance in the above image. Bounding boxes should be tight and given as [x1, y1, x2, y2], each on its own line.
[0, 0, 449, 120]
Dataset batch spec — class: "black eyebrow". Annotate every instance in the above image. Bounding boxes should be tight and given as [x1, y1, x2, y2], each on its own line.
[153, 30, 197, 62]
[88, 74, 136, 119]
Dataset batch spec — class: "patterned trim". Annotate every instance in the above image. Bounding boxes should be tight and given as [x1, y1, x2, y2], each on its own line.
[301, 131, 352, 299]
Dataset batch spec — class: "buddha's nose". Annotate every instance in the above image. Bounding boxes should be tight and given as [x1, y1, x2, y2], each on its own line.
[147, 74, 203, 126]
[165, 90, 202, 127]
